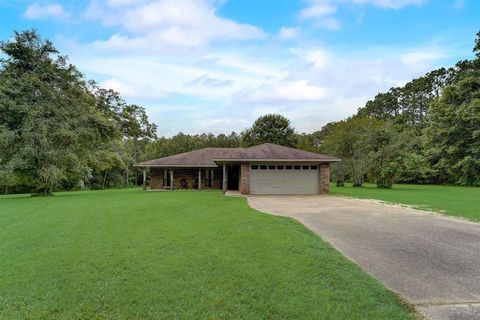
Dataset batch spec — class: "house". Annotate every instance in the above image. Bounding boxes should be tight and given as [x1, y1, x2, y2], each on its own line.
[135, 143, 340, 195]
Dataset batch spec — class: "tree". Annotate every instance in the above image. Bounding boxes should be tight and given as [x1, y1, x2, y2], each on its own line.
[242, 114, 296, 147]
[367, 123, 407, 188]
[357, 68, 456, 132]
[426, 76, 480, 185]
[0, 30, 119, 195]
[144, 132, 242, 160]
[320, 117, 383, 187]
[474, 30, 480, 58]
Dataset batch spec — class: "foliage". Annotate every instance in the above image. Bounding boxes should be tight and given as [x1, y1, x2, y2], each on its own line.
[242, 114, 296, 147]
[318, 29, 480, 187]
[145, 132, 241, 159]
[321, 117, 384, 187]
[357, 68, 456, 131]
[0, 189, 414, 319]
[0, 30, 156, 195]
[425, 76, 480, 185]
[367, 123, 407, 188]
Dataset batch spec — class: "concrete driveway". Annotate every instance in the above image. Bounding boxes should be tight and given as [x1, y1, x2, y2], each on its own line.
[247, 195, 480, 320]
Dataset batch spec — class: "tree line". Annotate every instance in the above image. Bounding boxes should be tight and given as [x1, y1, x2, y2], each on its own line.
[1, 30, 479, 195]
[317, 31, 480, 188]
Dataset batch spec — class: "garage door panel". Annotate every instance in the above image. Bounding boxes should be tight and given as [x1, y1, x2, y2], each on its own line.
[250, 165, 319, 195]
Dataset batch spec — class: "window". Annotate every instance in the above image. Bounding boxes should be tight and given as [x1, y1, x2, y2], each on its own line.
[302, 165, 309, 170]
[310, 165, 318, 170]
[163, 169, 172, 187]
[268, 165, 276, 170]
[285, 165, 292, 170]
[294, 165, 301, 170]
[205, 169, 215, 187]
[277, 165, 284, 170]
[260, 165, 267, 170]
[251, 165, 259, 170]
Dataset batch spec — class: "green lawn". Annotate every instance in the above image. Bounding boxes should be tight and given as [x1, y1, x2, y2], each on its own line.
[331, 183, 480, 221]
[0, 189, 413, 320]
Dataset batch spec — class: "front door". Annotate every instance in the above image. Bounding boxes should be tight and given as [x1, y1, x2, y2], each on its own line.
[228, 165, 240, 190]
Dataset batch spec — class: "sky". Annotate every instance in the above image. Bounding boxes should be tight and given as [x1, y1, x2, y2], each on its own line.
[0, 0, 478, 136]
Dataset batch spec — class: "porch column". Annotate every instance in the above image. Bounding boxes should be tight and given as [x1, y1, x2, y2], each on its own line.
[142, 167, 146, 191]
[198, 169, 202, 191]
[170, 169, 174, 191]
[222, 164, 227, 193]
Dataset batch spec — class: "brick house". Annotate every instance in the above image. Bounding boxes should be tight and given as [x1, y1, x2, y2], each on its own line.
[135, 143, 340, 195]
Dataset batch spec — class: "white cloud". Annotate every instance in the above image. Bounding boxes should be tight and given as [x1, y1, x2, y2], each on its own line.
[300, 3, 337, 19]
[86, 0, 266, 51]
[322, 17, 341, 30]
[401, 49, 447, 66]
[238, 80, 327, 104]
[100, 77, 169, 99]
[107, 0, 144, 6]
[184, 75, 233, 88]
[352, 0, 426, 9]
[291, 48, 330, 68]
[24, 3, 67, 20]
[299, 0, 426, 29]
[66, 37, 450, 136]
[53, 0, 452, 136]
[278, 27, 299, 40]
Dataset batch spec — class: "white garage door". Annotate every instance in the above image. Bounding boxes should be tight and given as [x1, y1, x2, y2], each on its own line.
[250, 164, 319, 195]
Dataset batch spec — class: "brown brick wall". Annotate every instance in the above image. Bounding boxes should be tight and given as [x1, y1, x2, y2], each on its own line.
[320, 163, 330, 194]
[239, 162, 250, 194]
[149, 167, 222, 190]
[150, 168, 163, 189]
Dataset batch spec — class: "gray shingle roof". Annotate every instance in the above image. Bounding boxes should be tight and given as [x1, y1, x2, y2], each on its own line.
[136, 143, 340, 167]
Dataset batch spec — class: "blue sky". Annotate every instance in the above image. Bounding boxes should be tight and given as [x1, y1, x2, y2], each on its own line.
[0, 0, 478, 136]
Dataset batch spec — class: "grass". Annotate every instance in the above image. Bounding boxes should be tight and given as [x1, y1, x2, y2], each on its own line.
[331, 183, 480, 221]
[0, 189, 414, 320]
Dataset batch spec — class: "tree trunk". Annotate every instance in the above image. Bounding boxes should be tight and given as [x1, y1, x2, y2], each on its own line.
[103, 171, 108, 189]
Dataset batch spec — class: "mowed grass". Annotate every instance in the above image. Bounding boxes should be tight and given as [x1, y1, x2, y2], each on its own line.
[331, 183, 480, 221]
[0, 189, 414, 320]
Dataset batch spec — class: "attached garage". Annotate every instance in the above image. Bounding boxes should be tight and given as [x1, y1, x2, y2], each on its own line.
[250, 164, 319, 195]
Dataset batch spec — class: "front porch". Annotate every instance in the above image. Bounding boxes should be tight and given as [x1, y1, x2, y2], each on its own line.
[143, 164, 245, 193]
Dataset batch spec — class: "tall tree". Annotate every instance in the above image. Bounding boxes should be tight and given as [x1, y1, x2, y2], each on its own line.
[426, 76, 480, 185]
[0, 30, 117, 194]
[242, 114, 296, 147]
[320, 117, 384, 187]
